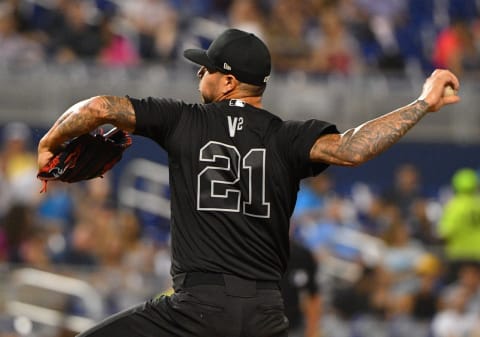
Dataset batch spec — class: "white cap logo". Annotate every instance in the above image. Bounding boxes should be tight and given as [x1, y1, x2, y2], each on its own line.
[223, 62, 232, 71]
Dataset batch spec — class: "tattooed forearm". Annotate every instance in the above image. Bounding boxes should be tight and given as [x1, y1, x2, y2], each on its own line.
[96, 96, 136, 131]
[40, 95, 135, 151]
[52, 98, 107, 141]
[338, 99, 429, 162]
[311, 100, 429, 166]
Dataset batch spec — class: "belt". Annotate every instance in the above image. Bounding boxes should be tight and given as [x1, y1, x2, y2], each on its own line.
[174, 272, 279, 293]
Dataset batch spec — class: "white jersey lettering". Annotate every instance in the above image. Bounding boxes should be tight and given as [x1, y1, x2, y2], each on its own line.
[227, 116, 244, 137]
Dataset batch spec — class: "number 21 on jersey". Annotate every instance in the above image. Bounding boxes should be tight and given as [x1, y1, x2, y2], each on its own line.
[197, 141, 270, 218]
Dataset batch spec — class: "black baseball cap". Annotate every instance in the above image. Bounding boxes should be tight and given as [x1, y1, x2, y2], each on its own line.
[184, 29, 271, 86]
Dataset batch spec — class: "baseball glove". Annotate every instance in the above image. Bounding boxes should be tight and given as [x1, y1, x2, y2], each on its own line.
[37, 127, 132, 192]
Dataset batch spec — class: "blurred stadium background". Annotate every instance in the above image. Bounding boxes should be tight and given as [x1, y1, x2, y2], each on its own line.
[1, 0, 480, 336]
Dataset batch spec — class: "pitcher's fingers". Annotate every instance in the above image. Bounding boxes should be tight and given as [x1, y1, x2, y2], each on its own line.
[443, 95, 461, 105]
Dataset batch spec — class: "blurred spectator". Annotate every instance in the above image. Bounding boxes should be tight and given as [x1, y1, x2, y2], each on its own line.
[398, 253, 444, 322]
[380, 219, 426, 296]
[308, 6, 363, 75]
[448, 0, 479, 27]
[0, 122, 40, 208]
[411, 253, 443, 318]
[438, 168, 480, 282]
[356, 195, 401, 235]
[117, 210, 142, 255]
[353, 0, 409, 71]
[31, 0, 71, 53]
[17, 226, 50, 268]
[266, 0, 312, 72]
[0, 160, 10, 220]
[123, 0, 180, 63]
[0, 3, 44, 68]
[54, 219, 98, 267]
[48, 176, 117, 267]
[79, 175, 115, 211]
[330, 265, 391, 320]
[431, 284, 478, 337]
[2, 203, 36, 263]
[440, 262, 480, 316]
[281, 239, 322, 337]
[37, 181, 75, 231]
[292, 173, 336, 227]
[81, 176, 118, 247]
[98, 218, 129, 267]
[36, 181, 76, 264]
[0, 227, 6, 262]
[169, 0, 217, 19]
[50, 0, 103, 64]
[227, 0, 265, 39]
[432, 18, 480, 77]
[98, 12, 139, 67]
[295, 197, 345, 262]
[409, 198, 439, 245]
[382, 163, 423, 223]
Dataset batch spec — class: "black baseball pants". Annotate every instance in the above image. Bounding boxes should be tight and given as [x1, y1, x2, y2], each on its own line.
[76, 272, 289, 337]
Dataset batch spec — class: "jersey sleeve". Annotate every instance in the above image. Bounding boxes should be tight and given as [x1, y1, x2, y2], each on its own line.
[129, 96, 184, 148]
[278, 119, 339, 179]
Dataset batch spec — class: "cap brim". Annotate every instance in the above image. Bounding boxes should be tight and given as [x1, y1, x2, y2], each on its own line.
[183, 49, 216, 69]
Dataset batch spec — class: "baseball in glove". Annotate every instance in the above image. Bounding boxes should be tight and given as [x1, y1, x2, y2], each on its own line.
[37, 127, 132, 192]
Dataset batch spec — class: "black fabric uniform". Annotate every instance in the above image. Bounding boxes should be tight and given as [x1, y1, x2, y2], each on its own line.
[77, 97, 338, 337]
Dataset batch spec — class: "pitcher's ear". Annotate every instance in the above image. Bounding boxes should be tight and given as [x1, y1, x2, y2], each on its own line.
[222, 74, 238, 94]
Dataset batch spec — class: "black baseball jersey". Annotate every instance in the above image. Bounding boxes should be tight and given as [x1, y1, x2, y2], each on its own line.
[130, 97, 338, 282]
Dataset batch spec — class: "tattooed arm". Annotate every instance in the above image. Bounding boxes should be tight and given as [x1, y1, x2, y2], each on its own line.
[310, 100, 429, 165]
[310, 69, 461, 166]
[38, 95, 135, 168]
